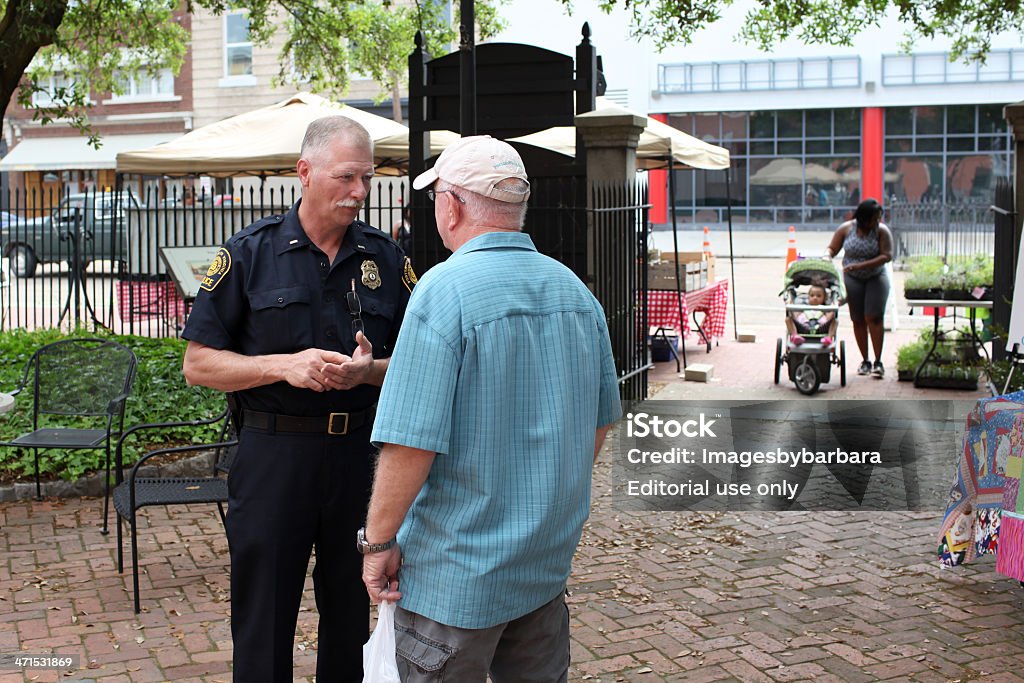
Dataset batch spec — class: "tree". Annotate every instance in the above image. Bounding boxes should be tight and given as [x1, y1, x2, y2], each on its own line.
[577, 0, 1021, 59]
[0, 0, 504, 143]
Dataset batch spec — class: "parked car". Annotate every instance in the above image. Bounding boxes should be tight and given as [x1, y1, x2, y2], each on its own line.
[0, 191, 141, 278]
[0, 211, 22, 228]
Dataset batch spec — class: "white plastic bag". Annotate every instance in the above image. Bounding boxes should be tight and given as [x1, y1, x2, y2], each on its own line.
[362, 601, 401, 683]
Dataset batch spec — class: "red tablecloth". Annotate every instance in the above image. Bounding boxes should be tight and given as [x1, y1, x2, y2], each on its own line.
[116, 280, 185, 322]
[647, 279, 729, 341]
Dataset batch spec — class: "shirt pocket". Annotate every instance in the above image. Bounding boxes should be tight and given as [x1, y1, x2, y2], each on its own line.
[249, 285, 313, 353]
[360, 294, 396, 357]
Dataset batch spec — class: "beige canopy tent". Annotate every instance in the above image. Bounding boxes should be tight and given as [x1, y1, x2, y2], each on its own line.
[507, 101, 730, 171]
[750, 158, 843, 186]
[115, 93, 454, 176]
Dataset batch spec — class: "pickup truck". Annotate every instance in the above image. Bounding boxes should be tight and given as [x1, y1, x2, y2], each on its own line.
[0, 191, 139, 278]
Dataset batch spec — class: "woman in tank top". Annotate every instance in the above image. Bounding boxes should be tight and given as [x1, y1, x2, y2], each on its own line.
[825, 198, 893, 378]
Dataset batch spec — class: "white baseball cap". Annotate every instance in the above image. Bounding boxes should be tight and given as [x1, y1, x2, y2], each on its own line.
[412, 135, 530, 204]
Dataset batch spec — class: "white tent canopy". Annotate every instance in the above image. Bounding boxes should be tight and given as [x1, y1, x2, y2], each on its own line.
[115, 93, 444, 177]
[507, 99, 730, 171]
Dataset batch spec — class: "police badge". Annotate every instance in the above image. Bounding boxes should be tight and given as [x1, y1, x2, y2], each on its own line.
[360, 260, 381, 289]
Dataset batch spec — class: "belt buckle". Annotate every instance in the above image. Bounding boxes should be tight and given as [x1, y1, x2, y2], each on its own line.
[327, 412, 349, 435]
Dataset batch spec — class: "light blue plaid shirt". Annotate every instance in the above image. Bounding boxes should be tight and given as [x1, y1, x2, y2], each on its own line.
[371, 231, 621, 629]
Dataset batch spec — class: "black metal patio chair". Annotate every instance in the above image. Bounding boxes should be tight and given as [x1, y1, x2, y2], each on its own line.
[111, 407, 237, 613]
[0, 338, 137, 517]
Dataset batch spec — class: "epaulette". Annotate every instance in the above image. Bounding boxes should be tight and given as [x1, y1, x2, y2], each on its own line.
[356, 220, 398, 245]
[227, 214, 287, 245]
[247, 214, 287, 234]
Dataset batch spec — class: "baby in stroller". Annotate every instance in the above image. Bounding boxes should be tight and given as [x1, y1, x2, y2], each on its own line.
[786, 280, 838, 347]
[775, 258, 847, 395]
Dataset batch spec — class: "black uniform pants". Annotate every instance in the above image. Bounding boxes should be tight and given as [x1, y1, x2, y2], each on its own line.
[226, 425, 374, 682]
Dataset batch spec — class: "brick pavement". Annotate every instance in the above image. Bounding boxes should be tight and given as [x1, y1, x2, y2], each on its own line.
[3, 442, 1024, 681]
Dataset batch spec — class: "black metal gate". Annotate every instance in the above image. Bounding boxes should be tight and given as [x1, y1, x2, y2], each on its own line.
[591, 181, 650, 406]
[993, 176, 1017, 362]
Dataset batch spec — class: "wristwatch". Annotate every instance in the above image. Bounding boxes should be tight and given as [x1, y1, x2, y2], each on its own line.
[356, 527, 397, 554]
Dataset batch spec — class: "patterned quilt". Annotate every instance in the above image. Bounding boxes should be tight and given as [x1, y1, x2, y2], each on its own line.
[938, 391, 1024, 567]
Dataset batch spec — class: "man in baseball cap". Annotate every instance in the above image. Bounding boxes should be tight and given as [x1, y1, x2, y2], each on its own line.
[362, 134, 621, 681]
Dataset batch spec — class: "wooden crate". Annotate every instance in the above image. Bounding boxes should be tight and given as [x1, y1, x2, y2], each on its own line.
[647, 258, 708, 291]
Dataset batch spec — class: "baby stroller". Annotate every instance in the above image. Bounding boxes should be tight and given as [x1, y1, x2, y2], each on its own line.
[774, 258, 847, 395]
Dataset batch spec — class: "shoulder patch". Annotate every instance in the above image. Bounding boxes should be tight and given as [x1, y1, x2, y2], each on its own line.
[402, 257, 418, 294]
[199, 248, 232, 292]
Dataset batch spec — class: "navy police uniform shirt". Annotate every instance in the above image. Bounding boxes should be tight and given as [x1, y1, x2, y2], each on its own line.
[182, 201, 414, 417]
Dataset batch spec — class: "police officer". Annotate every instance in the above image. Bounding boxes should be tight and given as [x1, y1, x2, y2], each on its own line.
[182, 116, 414, 682]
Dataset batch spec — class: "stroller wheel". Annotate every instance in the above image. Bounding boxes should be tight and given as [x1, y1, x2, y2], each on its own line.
[774, 338, 783, 385]
[794, 359, 821, 395]
[839, 340, 847, 387]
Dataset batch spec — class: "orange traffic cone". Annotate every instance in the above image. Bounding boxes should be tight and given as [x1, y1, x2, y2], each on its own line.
[702, 226, 712, 256]
[785, 225, 798, 268]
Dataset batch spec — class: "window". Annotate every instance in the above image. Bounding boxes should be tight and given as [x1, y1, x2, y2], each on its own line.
[883, 49, 1024, 85]
[883, 104, 1013, 205]
[656, 56, 860, 93]
[111, 68, 174, 101]
[225, 12, 253, 78]
[32, 72, 73, 107]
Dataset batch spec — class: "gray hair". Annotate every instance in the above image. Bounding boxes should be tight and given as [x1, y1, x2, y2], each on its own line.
[439, 178, 529, 229]
[301, 116, 373, 161]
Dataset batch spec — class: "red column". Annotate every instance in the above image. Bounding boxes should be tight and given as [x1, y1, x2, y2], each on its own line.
[861, 107, 885, 205]
[649, 113, 668, 224]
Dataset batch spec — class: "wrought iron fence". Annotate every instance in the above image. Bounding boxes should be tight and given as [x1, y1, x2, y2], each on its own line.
[590, 181, 650, 406]
[888, 199, 996, 262]
[0, 180, 406, 337]
[0, 177, 651, 404]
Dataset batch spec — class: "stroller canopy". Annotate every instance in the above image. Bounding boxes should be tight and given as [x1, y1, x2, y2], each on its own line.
[783, 258, 845, 300]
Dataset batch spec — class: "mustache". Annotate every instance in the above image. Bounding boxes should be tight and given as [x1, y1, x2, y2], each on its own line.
[336, 199, 364, 209]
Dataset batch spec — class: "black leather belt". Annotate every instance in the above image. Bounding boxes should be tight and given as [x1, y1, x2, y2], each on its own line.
[242, 406, 376, 436]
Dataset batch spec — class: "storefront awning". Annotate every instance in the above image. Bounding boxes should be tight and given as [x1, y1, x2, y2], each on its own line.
[0, 133, 181, 172]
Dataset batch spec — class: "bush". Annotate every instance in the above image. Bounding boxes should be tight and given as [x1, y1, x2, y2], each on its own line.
[0, 329, 223, 481]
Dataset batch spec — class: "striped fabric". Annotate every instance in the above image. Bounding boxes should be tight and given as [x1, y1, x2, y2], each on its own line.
[997, 414, 1024, 581]
[371, 231, 621, 629]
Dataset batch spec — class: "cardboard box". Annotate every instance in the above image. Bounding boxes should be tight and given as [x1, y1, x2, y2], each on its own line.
[684, 363, 714, 382]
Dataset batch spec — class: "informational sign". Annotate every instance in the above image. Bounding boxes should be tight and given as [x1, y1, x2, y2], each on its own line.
[159, 245, 223, 301]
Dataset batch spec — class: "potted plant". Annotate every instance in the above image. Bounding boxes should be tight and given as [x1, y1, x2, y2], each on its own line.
[912, 326, 981, 390]
[941, 263, 972, 300]
[904, 256, 944, 300]
[964, 255, 994, 300]
[896, 334, 930, 381]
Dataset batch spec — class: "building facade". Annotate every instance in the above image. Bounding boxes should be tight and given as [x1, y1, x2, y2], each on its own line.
[0, 12, 195, 209]
[493, 0, 1022, 229]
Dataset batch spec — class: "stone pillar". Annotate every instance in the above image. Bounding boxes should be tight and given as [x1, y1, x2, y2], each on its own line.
[575, 108, 646, 294]
[575, 109, 646, 187]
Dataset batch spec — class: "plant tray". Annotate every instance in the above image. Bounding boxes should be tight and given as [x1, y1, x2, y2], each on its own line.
[914, 375, 978, 390]
[897, 369, 915, 382]
[942, 290, 974, 301]
[904, 288, 942, 300]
